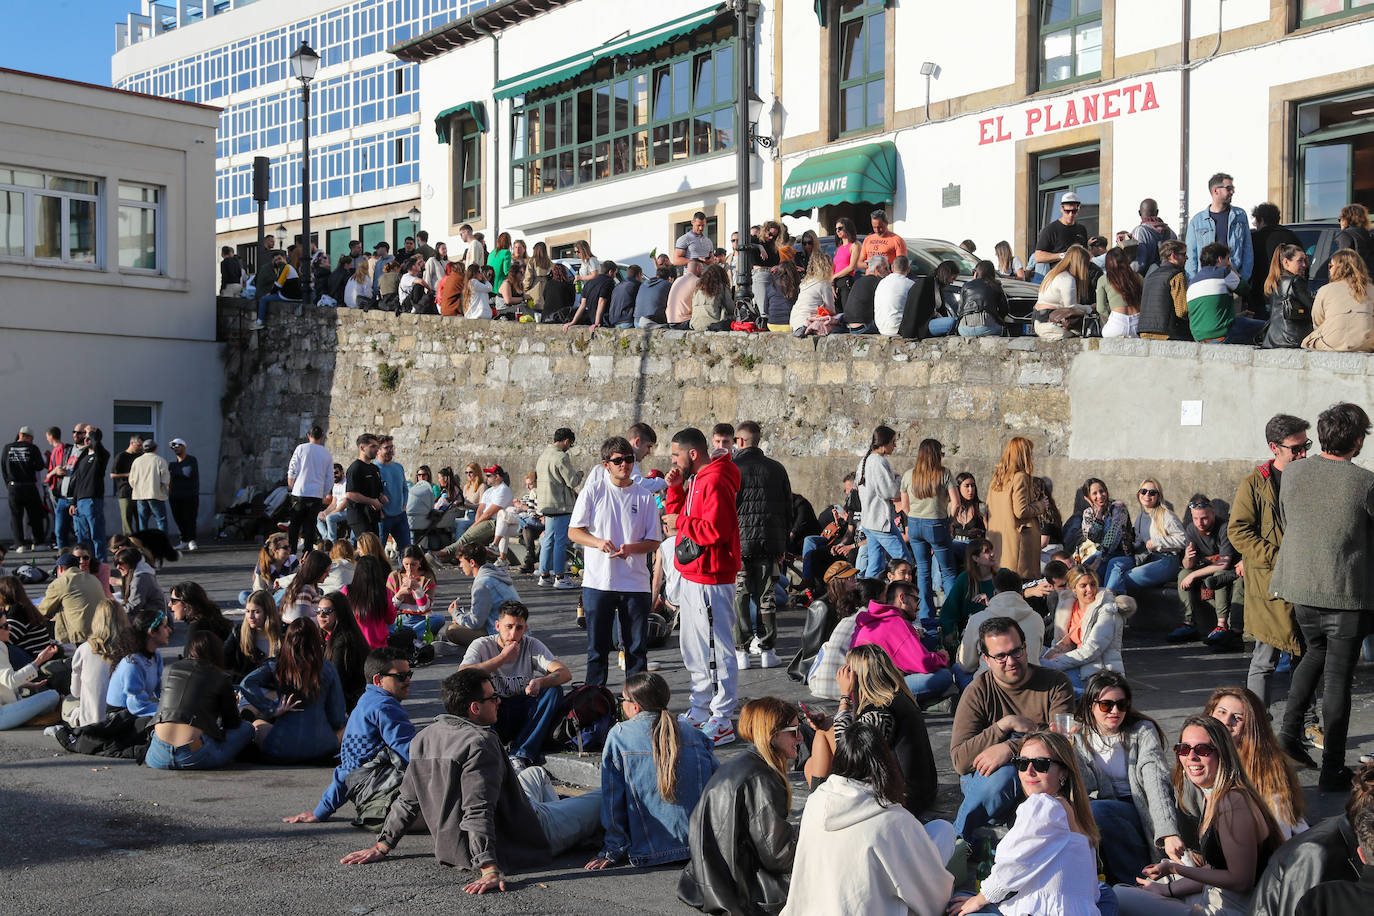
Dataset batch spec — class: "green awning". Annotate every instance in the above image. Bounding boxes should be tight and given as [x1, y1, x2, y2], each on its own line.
[435, 101, 488, 143]
[780, 141, 897, 215]
[493, 4, 723, 101]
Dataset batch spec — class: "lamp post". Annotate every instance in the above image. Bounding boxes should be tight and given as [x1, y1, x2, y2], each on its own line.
[290, 40, 320, 304]
[407, 206, 420, 255]
[732, 0, 763, 307]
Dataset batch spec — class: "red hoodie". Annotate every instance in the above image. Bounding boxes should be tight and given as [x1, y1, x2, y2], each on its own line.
[665, 453, 741, 585]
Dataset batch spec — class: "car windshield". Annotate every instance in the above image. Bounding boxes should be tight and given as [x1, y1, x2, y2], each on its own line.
[911, 242, 980, 276]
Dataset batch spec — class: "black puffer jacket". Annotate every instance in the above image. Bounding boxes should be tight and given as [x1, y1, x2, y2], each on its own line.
[677, 749, 795, 916]
[1138, 261, 1190, 339]
[155, 658, 239, 742]
[733, 447, 792, 559]
[1262, 273, 1314, 349]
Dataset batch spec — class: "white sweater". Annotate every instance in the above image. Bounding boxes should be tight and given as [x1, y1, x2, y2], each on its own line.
[789, 279, 834, 330]
[981, 792, 1101, 916]
[857, 452, 899, 531]
[782, 775, 954, 916]
[68, 642, 111, 726]
[0, 649, 39, 706]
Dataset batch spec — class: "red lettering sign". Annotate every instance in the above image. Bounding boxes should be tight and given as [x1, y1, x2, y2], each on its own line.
[976, 80, 1161, 143]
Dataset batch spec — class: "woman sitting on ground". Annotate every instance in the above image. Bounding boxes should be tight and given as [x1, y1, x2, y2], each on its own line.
[1301, 249, 1374, 351]
[169, 580, 232, 649]
[317, 591, 369, 709]
[343, 555, 397, 650]
[951, 729, 1106, 915]
[280, 550, 330, 623]
[1261, 243, 1313, 349]
[1076, 478, 1133, 575]
[146, 631, 254, 770]
[0, 608, 62, 730]
[1097, 247, 1144, 338]
[225, 588, 283, 678]
[803, 564, 865, 700]
[1101, 479, 1186, 596]
[65, 599, 127, 727]
[239, 533, 296, 606]
[950, 472, 989, 560]
[804, 643, 938, 817]
[0, 574, 55, 666]
[55, 608, 170, 758]
[585, 672, 719, 871]
[386, 546, 443, 643]
[1114, 716, 1281, 915]
[1033, 244, 1093, 340]
[1042, 565, 1135, 689]
[1070, 671, 1185, 886]
[323, 539, 356, 591]
[71, 543, 113, 599]
[239, 618, 347, 765]
[689, 263, 736, 331]
[884, 557, 913, 583]
[784, 721, 954, 916]
[1204, 687, 1307, 841]
[679, 696, 800, 915]
[939, 538, 1004, 647]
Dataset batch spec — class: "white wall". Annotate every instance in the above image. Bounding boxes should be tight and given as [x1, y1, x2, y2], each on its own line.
[1115, 0, 1184, 59]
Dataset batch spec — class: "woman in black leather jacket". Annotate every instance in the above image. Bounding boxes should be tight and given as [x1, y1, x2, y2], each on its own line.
[145, 630, 253, 770]
[955, 261, 1011, 337]
[1261, 243, 1313, 349]
[678, 697, 800, 916]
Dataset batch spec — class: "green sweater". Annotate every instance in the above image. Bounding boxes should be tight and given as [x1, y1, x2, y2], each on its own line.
[1270, 456, 1374, 609]
[939, 569, 1004, 642]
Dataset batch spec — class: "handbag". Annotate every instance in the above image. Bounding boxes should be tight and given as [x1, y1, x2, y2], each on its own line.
[673, 474, 705, 565]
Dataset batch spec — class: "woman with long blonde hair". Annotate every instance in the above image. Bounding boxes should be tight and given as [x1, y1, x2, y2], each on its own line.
[898, 438, 960, 623]
[1034, 244, 1093, 340]
[679, 697, 800, 913]
[343, 258, 373, 309]
[1204, 687, 1306, 840]
[64, 598, 130, 727]
[986, 437, 1045, 578]
[790, 248, 836, 334]
[1102, 478, 1187, 595]
[1302, 248, 1374, 351]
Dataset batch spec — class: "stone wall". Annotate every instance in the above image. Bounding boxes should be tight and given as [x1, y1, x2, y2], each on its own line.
[216, 300, 1374, 522]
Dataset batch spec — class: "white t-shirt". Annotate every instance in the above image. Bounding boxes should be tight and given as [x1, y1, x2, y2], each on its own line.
[569, 480, 661, 592]
[1085, 730, 1131, 797]
[874, 274, 915, 335]
[480, 481, 514, 511]
[329, 480, 346, 509]
[461, 634, 556, 697]
[287, 441, 334, 499]
[466, 279, 493, 319]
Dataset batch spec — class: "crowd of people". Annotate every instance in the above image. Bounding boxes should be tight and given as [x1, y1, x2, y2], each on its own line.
[3, 401, 1374, 914]
[227, 181, 1374, 351]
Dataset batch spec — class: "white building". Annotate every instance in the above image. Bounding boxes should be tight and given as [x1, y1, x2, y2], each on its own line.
[0, 67, 223, 538]
[395, 0, 1373, 273]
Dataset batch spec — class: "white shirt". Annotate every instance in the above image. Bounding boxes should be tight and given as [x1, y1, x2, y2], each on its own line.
[874, 273, 915, 335]
[1085, 730, 1131, 796]
[480, 481, 514, 511]
[398, 272, 421, 303]
[466, 279, 493, 319]
[287, 441, 333, 498]
[569, 479, 661, 592]
[980, 793, 1101, 916]
[343, 277, 369, 309]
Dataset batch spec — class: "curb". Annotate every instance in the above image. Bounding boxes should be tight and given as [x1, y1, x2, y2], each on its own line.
[542, 752, 602, 789]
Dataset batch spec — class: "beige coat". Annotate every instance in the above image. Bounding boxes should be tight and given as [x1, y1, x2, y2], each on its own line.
[1301, 282, 1374, 351]
[986, 471, 1041, 578]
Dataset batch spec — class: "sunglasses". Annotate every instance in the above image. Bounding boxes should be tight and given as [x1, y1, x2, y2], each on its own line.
[605, 455, 633, 466]
[1013, 756, 1061, 774]
[1062, 206, 1080, 212]
[1094, 699, 1129, 713]
[1187, 500, 1212, 511]
[1138, 488, 1159, 497]
[983, 646, 1026, 663]
[1278, 439, 1312, 454]
[775, 725, 801, 736]
[1173, 742, 1217, 759]
[317, 606, 335, 616]
[476, 694, 501, 705]
[382, 671, 413, 682]
[1218, 185, 1235, 192]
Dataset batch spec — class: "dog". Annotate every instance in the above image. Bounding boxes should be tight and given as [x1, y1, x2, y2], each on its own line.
[130, 529, 180, 567]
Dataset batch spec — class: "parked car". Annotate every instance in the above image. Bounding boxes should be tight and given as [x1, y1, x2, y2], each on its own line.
[1281, 221, 1357, 295]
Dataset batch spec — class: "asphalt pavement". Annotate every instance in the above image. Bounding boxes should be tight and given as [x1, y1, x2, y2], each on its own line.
[1, 543, 1370, 915]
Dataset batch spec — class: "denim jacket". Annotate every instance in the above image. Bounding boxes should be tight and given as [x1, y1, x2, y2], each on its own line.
[598, 711, 718, 866]
[1185, 205, 1253, 282]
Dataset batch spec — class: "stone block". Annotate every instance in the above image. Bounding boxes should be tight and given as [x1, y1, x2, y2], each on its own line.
[1096, 337, 1148, 357]
[1016, 364, 1064, 386]
[1252, 348, 1308, 370]
[1202, 344, 1256, 364]
[1310, 351, 1368, 375]
[1145, 339, 1201, 361]
[816, 361, 848, 385]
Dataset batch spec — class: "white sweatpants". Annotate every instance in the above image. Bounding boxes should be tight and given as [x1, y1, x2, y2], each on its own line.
[677, 579, 738, 719]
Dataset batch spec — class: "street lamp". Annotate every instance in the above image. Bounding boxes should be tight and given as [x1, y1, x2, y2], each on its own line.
[732, 0, 755, 308]
[289, 40, 320, 304]
[407, 206, 420, 247]
[746, 90, 774, 150]
[274, 223, 288, 238]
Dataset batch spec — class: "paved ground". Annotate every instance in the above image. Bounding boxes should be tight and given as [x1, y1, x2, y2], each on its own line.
[2, 543, 1371, 915]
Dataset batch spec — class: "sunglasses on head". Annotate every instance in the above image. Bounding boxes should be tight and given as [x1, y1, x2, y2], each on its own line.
[1187, 499, 1212, 511]
[1138, 488, 1159, 497]
[1094, 699, 1129, 713]
[1174, 742, 1217, 758]
[1013, 756, 1060, 774]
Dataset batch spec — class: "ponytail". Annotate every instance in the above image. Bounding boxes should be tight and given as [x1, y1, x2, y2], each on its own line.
[859, 425, 896, 487]
[624, 672, 681, 802]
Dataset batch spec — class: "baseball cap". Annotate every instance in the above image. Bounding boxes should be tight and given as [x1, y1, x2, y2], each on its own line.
[18, 425, 34, 436]
[1061, 191, 1082, 205]
[482, 465, 503, 476]
[823, 561, 859, 583]
[142, 440, 156, 451]
[56, 553, 79, 569]
[170, 437, 187, 448]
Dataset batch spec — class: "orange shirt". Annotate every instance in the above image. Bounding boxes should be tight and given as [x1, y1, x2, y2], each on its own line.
[860, 231, 906, 268]
[1066, 600, 1086, 647]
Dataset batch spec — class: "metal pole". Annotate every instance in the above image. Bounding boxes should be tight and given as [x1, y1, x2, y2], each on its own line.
[733, 0, 752, 306]
[301, 80, 313, 305]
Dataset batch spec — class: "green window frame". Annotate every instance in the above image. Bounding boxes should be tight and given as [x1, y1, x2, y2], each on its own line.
[451, 117, 483, 222]
[1038, 0, 1103, 90]
[834, 0, 885, 136]
[510, 29, 736, 201]
[1034, 144, 1101, 242]
[360, 220, 386, 255]
[326, 227, 352, 265]
[1299, 0, 1374, 28]
[1294, 88, 1374, 221]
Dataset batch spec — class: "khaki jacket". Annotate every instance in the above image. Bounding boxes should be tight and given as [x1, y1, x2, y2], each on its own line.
[1301, 283, 1374, 352]
[1229, 461, 1300, 654]
[38, 569, 104, 645]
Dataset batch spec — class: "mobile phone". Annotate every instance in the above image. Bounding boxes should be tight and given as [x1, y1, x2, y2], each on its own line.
[798, 702, 820, 724]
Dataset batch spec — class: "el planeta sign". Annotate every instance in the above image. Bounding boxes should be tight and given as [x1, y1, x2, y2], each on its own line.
[977, 80, 1161, 145]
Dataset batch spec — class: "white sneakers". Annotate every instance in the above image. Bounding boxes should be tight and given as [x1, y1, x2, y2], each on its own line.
[742, 637, 781, 668]
[677, 707, 709, 728]
[537, 574, 552, 587]
[735, 649, 751, 670]
[554, 576, 579, 589]
[187, 540, 198, 551]
[700, 716, 736, 747]
[759, 649, 782, 668]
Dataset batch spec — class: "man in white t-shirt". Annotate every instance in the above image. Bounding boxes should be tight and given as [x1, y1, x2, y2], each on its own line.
[316, 463, 349, 542]
[436, 465, 514, 563]
[873, 255, 915, 335]
[569, 436, 662, 686]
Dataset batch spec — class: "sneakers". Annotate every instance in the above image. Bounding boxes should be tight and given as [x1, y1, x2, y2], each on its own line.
[1203, 625, 1230, 645]
[538, 574, 552, 587]
[678, 707, 709, 728]
[617, 651, 626, 671]
[736, 649, 752, 671]
[700, 716, 736, 747]
[492, 558, 509, 568]
[12, 545, 24, 554]
[1204, 627, 1243, 652]
[749, 636, 762, 656]
[1279, 734, 1319, 769]
[174, 541, 187, 551]
[187, 540, 198, 551]
[1166, 625, 1199, 643]
[1360, 752, 1374, 766]
[554, 576, 579, 590]
[759, 648, 782, 669]
[508, 755, 532, 774]
[1304, 724, 1325, 751]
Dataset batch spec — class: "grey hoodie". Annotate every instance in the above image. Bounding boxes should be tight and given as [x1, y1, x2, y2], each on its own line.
[454, 563, 520, 634]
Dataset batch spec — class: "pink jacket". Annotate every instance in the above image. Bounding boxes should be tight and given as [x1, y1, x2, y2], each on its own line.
[851, 601, 948, 674]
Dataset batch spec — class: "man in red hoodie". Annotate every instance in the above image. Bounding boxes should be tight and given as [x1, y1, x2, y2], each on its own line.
[664, 427, 742, 746]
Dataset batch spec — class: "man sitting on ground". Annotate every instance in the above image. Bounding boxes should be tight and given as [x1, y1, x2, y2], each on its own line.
[957, 569, 1046, 676]
[432, 466, 513, 564]
[38, 553, 104, 647]
[460, 601, 571, 770]
[1168, 494, 1242, 649]
[444, 542, 521, 648]
[950, 616, 1074, 839]
[340, 668, 552, 894]
[285, 647, 416, 828]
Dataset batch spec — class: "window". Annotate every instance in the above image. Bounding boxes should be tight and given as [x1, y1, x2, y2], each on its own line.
[1039, 0, 1102, 89]
[450, 117, 483, 222]
[1300, 0, 1374, 27]
[510, 26, 735, 200]
[359, 220, 386, 256]
[1295, 89, 1374, 221]
[326, 227, 353, 264]
[835, 0, 885, 135]
[673, 216, 719, 248]
[118, 182, 162, 272]
[112, 402, 159, 451]
[0, 167, 99, 266]
[393, 216, 415, 254]
[1035, 145, 1100, 240]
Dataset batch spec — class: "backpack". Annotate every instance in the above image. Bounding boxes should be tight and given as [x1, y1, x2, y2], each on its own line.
[550, 683, 616, 753]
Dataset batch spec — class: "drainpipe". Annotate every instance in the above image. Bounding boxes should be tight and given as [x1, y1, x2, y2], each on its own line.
[1179, 0, 1191, 237]
[475, 23, 500, 239]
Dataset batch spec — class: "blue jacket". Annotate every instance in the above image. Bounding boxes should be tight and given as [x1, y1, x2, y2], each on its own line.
[1186, 205, 1252, 283]
[239, 659, 347, 763]
[374, 460, 408, 518]
[106, 651, 164, 717]
[314, 683, 415, 819]
[598, 711, 718, 866]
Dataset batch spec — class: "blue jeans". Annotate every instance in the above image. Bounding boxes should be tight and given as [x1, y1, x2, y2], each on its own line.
[903, 668, 954, 706]
[584, 587, 650, 687]
[74, 498, 107, 561]
[145, 721, 254, 770]
[257, 291, 296, 321]
[317, 510, 348, 541]
[54, 497, 75, 548]
[800, 535, 829, 582]
[1091, 798, 1151, 884]
[496, 684, 566, 763]
[908, 517, 958, 621]
[954, 764, 1020, 838]
[519, 765, 604, 855]
[862, 523, 912, 579]
[1102, 553, 1181, 595]
[379, 513, 411, 549]
[0, 689, 60, 730]
[1217, 315, 1267, 345]
[928, 316, 957, 336]
[957, 323, 1001, 337]
[137, 499, 168, 532]
[539, 514, 572, 576]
